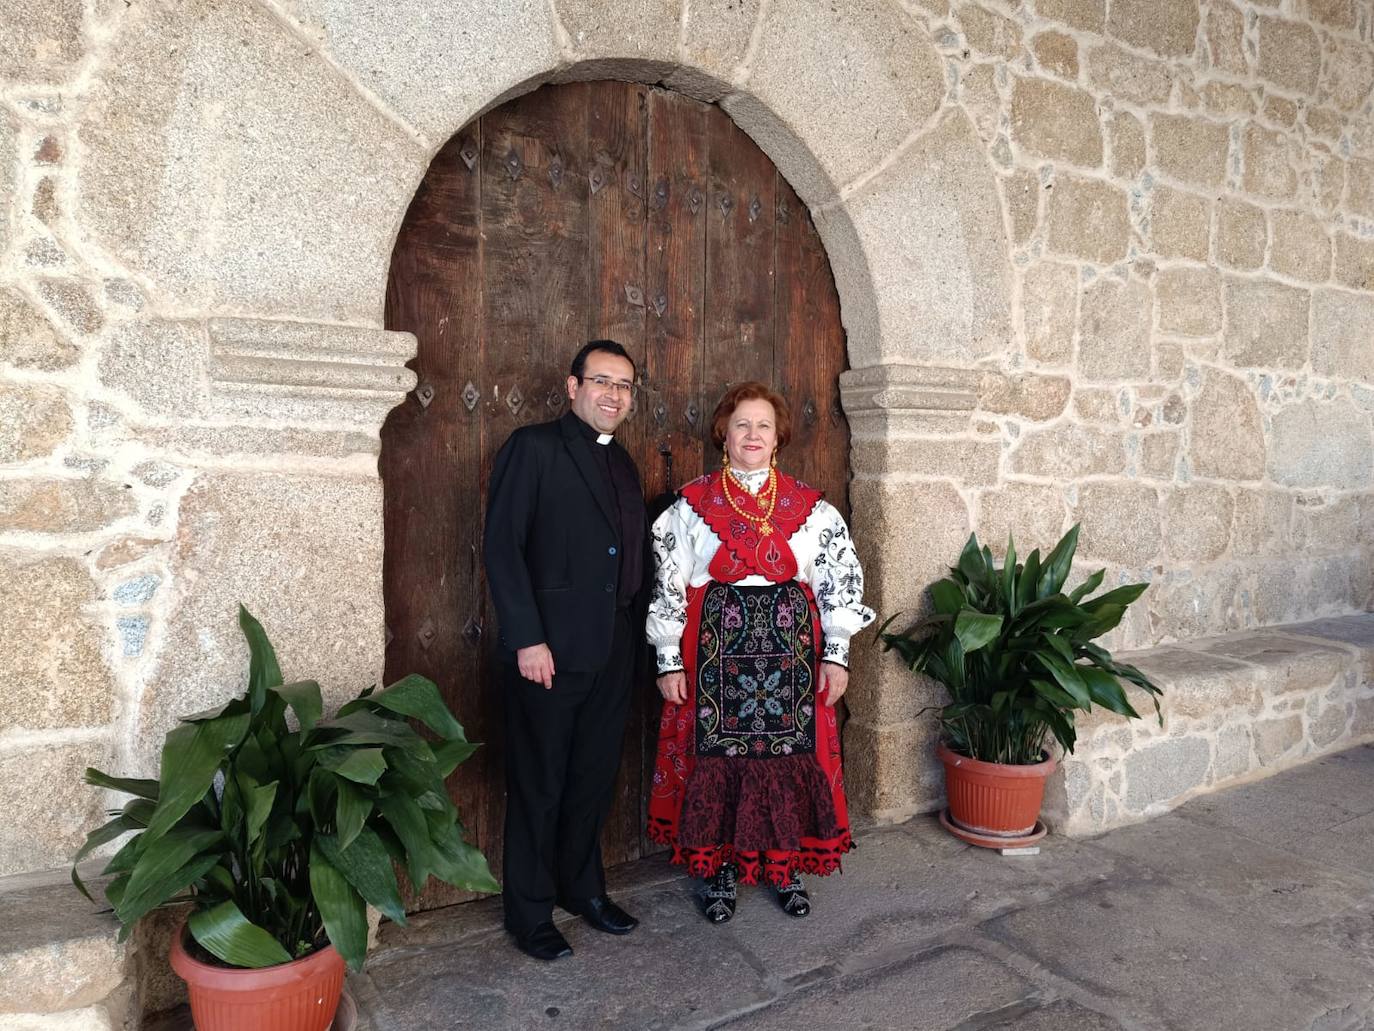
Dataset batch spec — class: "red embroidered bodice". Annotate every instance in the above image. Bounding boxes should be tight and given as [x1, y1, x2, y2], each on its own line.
[679, 471, 823, 584]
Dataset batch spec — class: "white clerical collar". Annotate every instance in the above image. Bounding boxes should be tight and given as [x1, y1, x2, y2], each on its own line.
[596, 433, 613, 445]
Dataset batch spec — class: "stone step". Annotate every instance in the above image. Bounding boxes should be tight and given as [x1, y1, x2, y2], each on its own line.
[1046, 613, 1374, 835]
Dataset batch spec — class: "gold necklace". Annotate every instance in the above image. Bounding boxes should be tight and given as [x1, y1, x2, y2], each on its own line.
[722, 465, 778, 535]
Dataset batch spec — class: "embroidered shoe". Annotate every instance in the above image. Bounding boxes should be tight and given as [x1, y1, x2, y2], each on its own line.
[700, 863, 738, 924]
[774, 873, 811, 918]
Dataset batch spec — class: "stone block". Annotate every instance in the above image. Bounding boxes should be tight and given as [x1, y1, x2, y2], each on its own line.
[1145, 566, 1245, 643]
[959, 3, 1023, 58]
[1243, 126, 1297, 200]
[1138, 431, 1180, 480]
[679, 0, 760, 92]
[1073, 481, 1162, 565]
[0, 288, 77, 371]
[1262, 95, 1298, 128]
[827, 111, 1010, 367]
[1045, 174, 1130, 264]
[1037, 0, 1104, 32]
[1148, 187, 1209, 261]
[1164, 485, 1234, 563]
[1150, 114, 1230, 189]
[1230, 489, 1292, 556]
[0, 0, 84, 83]
[1312, 289, 1374, 383]
[1156, 266, 1221, 337]
[1010, 78, 1101, 167]
[1108, 110, 1147, 180]
[0, 385, 72, 464]
[131, 470, 387, 769]
[1333, 233, 1374, 291]
[1302, 0, 1357, 29]
[1321, 37, 1374, 114]
[727, 0, 944, 204]
[849, 438, 1001, 486]
[0, 553, 116, 732]
[1010, 423, 1129, 479]
[94, 536, 167, 572]
[1031, 30, 1078, 78]
[1222, 277, 1309, 369]
[1001, 169, 1041, 247]
[34, 280, 101, 337]
[1215, 199, 1267, 270]
[0, 112, 12, 258]
[0, 479, 137, 534]
[1203, 633, 1352, 701]
[1201, 82, 1257, 119]
[850, 478, 971, 614]
[1074, 387, 1123, 424]
[974, 482, 1067, 558]
[977, 372, 1071, 421]
[1085, 43, 1174, 107]
[1106, 0, 1198, 58]
[841, 718, 943, 817]
[1123, 736, 1211, 811]
[1308, 701, 1350, 749]
[556, 0, 680, 65]
[1078, 275, 1151, 380]
[1269, 210, 1332, 282]
[1131, 645, 1261, 720]
[1020, 261, 1076, 365]
[1348, 160, 1374, 220]
[1206, 1, 1247, 77]
[78, 0, 428, 324]
[1268, 399, 1372, 490]
[1254, 715, 1305, 765]
[1257, 16, 1321, 95]
[0, 739, 114, 877]
[1189, 369, 1266, 481]
[958, 63, 1000, 143]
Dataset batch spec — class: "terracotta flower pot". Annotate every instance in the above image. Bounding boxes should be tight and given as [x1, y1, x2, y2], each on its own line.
[937, 741, 1057, 847]
[170, 925, 345, 1031]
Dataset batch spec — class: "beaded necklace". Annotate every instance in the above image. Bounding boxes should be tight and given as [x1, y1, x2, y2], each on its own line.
[721, 459, 778, 535]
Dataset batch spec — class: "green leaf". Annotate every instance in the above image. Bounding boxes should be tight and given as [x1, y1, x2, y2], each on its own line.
[431, 740, 481, 779]
[953, 608, 1003, 653]
[335, 779, 371, 850]
[239, 605, 283, 715]
[1068, 568, 1106, 605]
[239, 774, 278, 847]
[1017, 550, 1041, 611]
[1033, 649, 1090, 708]
[1029, 677, 1079, 709]
[1079, 666, 1141, 718]
[309, 842, 368, 972]
[270, 680, 323, 731]
[316, 829, 407, 925]
[188, 899, 294, 969]
[354, 674, 466, 740]
[431, 833, 501, 895]
[956, 533, 985, 585]
[144, 713, 251, 844]
[1037, 524, 1080, 599]
[312, 709, 426, 750]
[83, 768, 160, 801]
[71, 814, 142, 902]
[316, 747, 387, 785]
[375, 792, 434, 887]
[1042, 633, 1074, 665]
[117, 849, 224, 929]
[1081, 582, 1149, 612]
[1001, 537, 1018, 615]
[928, 578, 965, 616]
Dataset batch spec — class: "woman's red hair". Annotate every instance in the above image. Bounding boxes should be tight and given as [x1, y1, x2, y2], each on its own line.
[710, 381, 793, 450]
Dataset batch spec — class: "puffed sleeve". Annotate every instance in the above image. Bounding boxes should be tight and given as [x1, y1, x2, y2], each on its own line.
[645, 498, 695, 674]
[803, 501, 876, 668]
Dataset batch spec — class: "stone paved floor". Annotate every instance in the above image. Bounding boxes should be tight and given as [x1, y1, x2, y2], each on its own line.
[350, 744, 1374, 1031]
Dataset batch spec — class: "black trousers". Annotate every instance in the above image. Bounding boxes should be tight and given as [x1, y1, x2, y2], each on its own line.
[500, 608, 635, 935]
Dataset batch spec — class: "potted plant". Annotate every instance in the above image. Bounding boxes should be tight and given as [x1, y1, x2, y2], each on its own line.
[72, 606, 498, 1031]
[877, 525, 1162, 848]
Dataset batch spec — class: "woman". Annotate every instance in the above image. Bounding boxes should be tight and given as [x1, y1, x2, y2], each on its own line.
[646, 382, 875, 922]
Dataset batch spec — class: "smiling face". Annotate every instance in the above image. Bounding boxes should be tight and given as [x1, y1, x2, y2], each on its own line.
[566, 350, 636, 435]
[724, 397, 778, 473]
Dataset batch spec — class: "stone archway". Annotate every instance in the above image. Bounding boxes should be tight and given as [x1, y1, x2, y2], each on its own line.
[73, 0, 1012, 822]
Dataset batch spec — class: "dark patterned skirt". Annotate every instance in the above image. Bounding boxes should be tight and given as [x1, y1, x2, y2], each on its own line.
[647, 578, 853, 887]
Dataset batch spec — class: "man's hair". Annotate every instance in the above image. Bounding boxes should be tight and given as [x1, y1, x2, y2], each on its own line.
[570, 339, 636, 380]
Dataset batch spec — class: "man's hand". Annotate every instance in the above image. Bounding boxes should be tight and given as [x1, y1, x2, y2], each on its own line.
[657, 671, 688, 705]
[819, 662, 848, 707]
[517, 643, 556, 689]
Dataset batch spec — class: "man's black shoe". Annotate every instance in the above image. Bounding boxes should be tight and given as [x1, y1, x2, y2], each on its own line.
[513, 922, 573, 961]
[564, 894, 638, 935]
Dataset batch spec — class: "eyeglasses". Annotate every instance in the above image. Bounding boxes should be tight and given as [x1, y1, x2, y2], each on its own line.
[580, 374, 639, 397]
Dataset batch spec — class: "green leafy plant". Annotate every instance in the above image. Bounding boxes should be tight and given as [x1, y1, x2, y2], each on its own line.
[876, 525, 1163, 765]
[72, 606, 497, 972]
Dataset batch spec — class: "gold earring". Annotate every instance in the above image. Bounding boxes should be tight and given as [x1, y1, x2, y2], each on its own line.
[722, 446, 730, 471]
[769, 450, 777, 470]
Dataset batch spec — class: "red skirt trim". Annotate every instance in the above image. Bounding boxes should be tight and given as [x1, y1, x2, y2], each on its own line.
[647, 582, 854, 886]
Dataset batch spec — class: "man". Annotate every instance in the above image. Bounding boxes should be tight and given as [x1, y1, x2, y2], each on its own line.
[484, 340, 648, 961]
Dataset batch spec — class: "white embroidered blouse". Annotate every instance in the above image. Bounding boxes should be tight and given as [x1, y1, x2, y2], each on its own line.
[646, 466, 876, 675]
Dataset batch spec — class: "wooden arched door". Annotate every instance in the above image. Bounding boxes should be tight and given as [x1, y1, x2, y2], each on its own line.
[381, 81, 851, 911]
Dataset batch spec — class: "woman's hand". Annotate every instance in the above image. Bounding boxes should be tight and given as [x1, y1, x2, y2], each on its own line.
[657, 671, 688, 705]
[819, 662, 848, 706]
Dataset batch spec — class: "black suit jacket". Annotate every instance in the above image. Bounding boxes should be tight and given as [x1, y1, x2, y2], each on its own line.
[483, 412, 649, 673]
